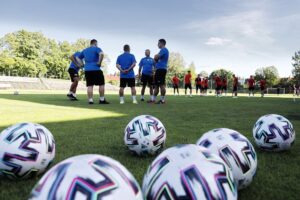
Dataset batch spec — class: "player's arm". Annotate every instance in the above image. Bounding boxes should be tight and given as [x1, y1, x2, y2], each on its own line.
[127, 62, 137, 72]
[74, 56, 84, 68]
[116, 64, 124, 73]
[154, 49, 165, 62]
[138, 60, 142, 77]
[97, 52, 104, 67]
[69, 54, 81, 68]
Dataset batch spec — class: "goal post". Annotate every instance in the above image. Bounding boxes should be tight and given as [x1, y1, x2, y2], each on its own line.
[266, 88, 286, 94]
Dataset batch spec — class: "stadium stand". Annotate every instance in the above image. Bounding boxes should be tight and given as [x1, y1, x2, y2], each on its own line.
[0, 76, 118, 91]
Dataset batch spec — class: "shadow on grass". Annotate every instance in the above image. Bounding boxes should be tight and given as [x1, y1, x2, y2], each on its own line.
[0, 94, 299, 200]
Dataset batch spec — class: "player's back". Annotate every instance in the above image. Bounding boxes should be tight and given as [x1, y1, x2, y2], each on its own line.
[82, 46, 101, 64]
[118, 53, 135, 70]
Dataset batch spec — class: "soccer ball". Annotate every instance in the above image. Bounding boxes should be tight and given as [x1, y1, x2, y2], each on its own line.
[0, 123, 55, 179]
[142, 144, 237, 200]
[253, 114, 295, 151]
[196, 128, 257, 189]
[29, 154, 143, 200]
[124, 115, 166, 156]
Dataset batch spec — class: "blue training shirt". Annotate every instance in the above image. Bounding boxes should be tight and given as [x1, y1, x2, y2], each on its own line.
[78, 46, 103, 71]
[156, 47, 169, 70]
[69, 52, 82, 72]
[139, 57, 154, 76]
[116, 52, 136, 78]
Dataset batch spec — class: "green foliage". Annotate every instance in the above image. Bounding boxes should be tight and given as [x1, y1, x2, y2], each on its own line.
[292, 50, 300, 84]
[0, 30, 109, 79]
[199, 70, 208, 78]
[254, 66, 279, 87]
[187, 62, 197, 85]
[166, 52, 186, 86]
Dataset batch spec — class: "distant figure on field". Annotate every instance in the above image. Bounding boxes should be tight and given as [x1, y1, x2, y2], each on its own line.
[248, 75, 255, 97]
[195, 74, 202, 95]
[232, 74, 238, 98]
[67, 51, 82, 101]
[260, 78, 266, 97]
[138, 49, 155, 102]
[116, 44, 137, 104]
[77, 39, 109, 104]
[172, 74, 180, 95]
[184, 71, 192, 97]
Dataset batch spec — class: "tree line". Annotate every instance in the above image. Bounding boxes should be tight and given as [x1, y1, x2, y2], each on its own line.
[0, 30, 299, 88]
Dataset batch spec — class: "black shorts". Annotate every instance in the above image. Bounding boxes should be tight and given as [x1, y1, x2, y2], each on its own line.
[173, 84, 179, 89]
[196, 84, 201, 90]
[85, 70, 105, 87]
[68, 68, 79, 82]
[141, 74, 153, 87]
[216, 85, 222, 90]
[120, 78, 135, 88]
[249, 87, 255, 91]
[154, 69, 167, 86]
[222, 86, 227, 91]
[185, 84, 192, 90]
[233, 86, 238, 92]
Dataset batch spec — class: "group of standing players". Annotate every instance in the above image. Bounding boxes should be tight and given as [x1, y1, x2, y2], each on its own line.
[67, 39, 169, 104]
[172, 72, 267, 98]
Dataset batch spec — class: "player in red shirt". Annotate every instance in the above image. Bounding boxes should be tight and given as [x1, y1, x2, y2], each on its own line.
[259, 78, 266, 97]
[184, 71, 192, 97]
[195, 74, 202, 95]
[203, 77, 209, 96]
[172, 74, 180, 95]
[232, 74, 238, 98]
[222, 77, 228, 96]
[214, 75, 222, 97]
[248, 75, 255, 97]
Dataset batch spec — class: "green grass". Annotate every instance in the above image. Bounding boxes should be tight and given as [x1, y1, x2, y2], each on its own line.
[0, 91, 299, 200]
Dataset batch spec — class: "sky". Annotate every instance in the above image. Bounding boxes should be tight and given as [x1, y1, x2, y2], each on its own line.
[0, 0, 299, 77]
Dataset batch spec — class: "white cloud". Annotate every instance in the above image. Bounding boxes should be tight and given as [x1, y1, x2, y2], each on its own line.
[205, 37, 231, 46]
[184, 10, 274, 45]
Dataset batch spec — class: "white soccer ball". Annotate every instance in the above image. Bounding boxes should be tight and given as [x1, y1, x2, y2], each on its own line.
[124, 115, 166, 156]
[0, 123, 55, 179]
[29, 154, 143, 200]
[142, 144, 237, 200]
[253, 114, 295, 151]
[196, 128, 257, 189]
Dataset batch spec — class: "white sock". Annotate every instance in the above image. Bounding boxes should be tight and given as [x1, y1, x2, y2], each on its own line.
[151, 95, 154, 101]
[99, 96, 105, 101]
[152, 96, 156, 101]
[132, 96, 136, 101]
[89, 98, 93, 102]
[141, 95, 144, 99]
[120, 96, 124, 101]
[161, 96, 165, 101]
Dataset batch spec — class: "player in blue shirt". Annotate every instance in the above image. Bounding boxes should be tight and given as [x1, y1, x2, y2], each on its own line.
[138, 49, 155, 101]
[67, 51, 82, 101]
[116, 44, 137, 104]
[151, 39, 169, 104]
[77, 39, 109, 104]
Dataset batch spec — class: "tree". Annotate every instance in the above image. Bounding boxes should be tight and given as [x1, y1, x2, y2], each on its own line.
[187, 62, 197, 85]
[165, 52, 186, 86]
[0, 30, 49, 76]
[292, 50, 300, 84]
[254, 66, 279, 87]
[199, 70, 208, 78]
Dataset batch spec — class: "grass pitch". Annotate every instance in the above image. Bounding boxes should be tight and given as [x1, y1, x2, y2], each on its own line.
[0, 90, 299, 200]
